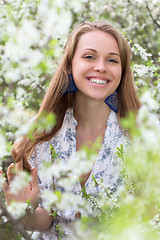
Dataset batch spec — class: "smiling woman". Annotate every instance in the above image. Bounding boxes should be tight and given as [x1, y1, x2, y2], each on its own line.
[3, 21, 141, 240]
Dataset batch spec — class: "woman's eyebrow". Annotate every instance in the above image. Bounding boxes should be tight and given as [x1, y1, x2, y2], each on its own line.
[82, 48, 120, 57]
[83, 48, 97, 52]
[108, 52, 120, 57]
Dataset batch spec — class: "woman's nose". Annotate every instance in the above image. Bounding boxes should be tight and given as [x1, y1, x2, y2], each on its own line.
[93, 60, 106, 73]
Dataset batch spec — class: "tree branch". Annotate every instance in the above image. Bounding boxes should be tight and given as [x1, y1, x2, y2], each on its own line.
[145, 2, 160, 28]
[0, 195, 32, 240]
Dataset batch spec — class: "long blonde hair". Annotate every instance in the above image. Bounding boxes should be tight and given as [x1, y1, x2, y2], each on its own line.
[13, 21, 140, 171]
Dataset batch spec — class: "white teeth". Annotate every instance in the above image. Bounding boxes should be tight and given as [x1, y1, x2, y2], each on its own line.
[89, 78, 107, 85]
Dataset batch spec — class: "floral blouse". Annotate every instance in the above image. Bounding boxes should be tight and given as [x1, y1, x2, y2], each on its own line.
[29, 108, 128, 240]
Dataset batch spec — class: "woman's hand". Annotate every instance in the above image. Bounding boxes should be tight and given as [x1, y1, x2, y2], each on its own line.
[2, 160, 40, 210]
[2, 161, 53, 231]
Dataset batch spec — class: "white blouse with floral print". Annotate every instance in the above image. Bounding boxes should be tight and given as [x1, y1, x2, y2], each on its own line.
[29, 108, 128, 240]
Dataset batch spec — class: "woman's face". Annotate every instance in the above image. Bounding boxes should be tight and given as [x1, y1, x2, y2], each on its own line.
[72, 30, 122, 102]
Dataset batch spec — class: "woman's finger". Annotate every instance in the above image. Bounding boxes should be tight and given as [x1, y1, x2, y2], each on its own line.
[15, 159, 23, 172]
[2, 180, 9, 194]
[30, 168, 38, 188]
[7, 163, 15, 184]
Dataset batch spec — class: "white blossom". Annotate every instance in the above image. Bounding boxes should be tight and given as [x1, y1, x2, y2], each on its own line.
[16, 20, 40, 48]
[38, 1, 72, 38]
[10, 171, 32, 195]
[4, 68, 21, 82]
[0, 134, 10, 159]
[40, 149, 96, 189]
[40, 190, 59, 212]
[67, 0, 84, 13]
[140, 90, 159, 111]
[7, 201, 28, 219]
[31, 232, 41, 240]
[0, 105, 35, 138]
[132, 43, 152, 61]
[55, 192, 83, 212]
[132, 64, 156, 78]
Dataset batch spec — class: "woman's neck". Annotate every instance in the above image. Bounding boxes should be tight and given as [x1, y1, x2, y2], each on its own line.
[73, 92, 111, 133]
[73, 92, 111, 151]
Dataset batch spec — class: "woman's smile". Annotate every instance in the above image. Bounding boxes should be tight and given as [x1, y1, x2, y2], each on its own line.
[87, 77, 110, 87]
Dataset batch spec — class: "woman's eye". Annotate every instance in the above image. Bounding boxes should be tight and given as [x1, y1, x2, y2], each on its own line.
[84, 55, 95, 60]
[107, 59, 118, 63]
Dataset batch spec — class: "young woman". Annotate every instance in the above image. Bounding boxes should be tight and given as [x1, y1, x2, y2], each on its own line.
[3, 21, 140, 239]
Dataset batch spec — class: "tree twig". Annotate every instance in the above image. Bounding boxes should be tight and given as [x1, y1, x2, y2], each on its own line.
[145, 2, 160, 28]
[0, 195, 32, 240]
